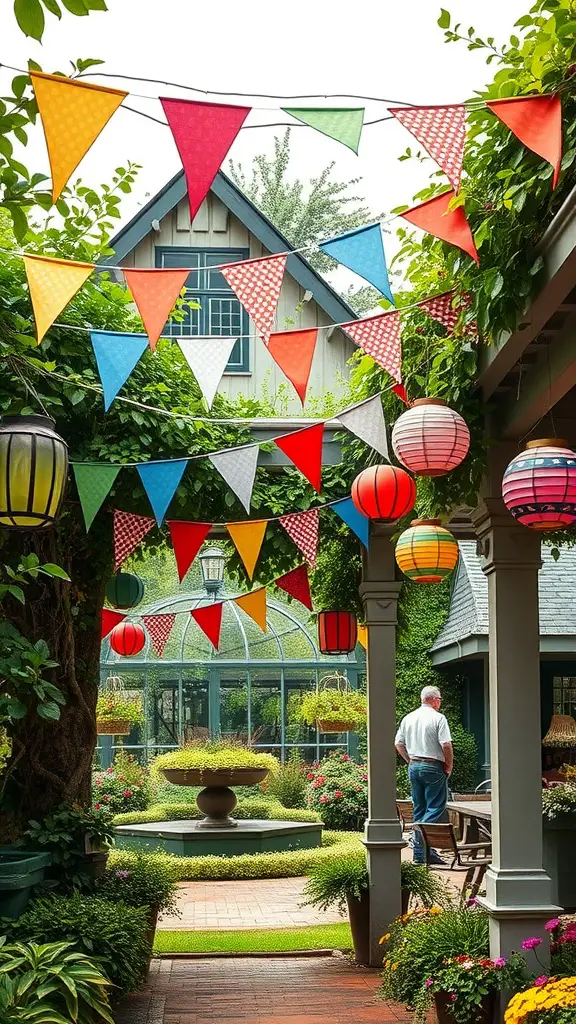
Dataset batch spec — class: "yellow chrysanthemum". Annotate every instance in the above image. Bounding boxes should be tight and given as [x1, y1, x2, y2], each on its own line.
[505, 977, 576, 1022]
[379, 933, 391, 944]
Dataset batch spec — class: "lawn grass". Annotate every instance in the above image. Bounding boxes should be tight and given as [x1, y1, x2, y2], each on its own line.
[153, 922, 353, 954]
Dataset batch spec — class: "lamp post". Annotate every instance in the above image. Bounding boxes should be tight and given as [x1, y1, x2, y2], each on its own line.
[199, 545, 226, 595]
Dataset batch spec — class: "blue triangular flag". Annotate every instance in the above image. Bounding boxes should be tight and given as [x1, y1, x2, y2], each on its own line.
[332, 496, 369, 548]
[137, 459, 188, 525]
[319, 224, 394, 305]
[91, 331, 149, 411]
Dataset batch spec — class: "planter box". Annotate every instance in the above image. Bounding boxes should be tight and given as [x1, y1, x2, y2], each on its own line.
[0, 849, 52, 919]
[543, 818, 576, 911]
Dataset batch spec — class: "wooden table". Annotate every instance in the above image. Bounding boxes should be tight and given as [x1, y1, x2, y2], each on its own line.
[447, 799, 492, 843]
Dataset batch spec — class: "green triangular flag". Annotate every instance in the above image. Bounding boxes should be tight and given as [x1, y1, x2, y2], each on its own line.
[73, 463, 121, 531]
[281, 108, 364, 154]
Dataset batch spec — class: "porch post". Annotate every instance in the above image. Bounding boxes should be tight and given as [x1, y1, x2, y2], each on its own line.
[473, 488, 559, 964]
[360, 522, 404, 966]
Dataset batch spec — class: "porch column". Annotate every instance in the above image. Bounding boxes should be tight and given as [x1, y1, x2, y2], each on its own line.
[473, 495, 559, 964]
[360, 522, 404, 966]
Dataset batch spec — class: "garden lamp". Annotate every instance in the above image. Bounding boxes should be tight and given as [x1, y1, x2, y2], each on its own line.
[200, 545, 226, 594]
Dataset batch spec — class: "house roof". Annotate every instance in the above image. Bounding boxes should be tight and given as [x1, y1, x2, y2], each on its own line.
[430, 540, 576, 664]
[103, 169, 358, 327]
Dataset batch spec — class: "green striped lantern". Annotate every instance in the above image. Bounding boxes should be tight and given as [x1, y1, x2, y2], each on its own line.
[395, 518, 459, 584]
[105, 571, 144, 610]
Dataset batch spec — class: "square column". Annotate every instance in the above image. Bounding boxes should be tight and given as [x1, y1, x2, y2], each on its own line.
[360, 523, 405, 966]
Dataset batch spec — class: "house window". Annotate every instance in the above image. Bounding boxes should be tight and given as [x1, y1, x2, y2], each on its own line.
[155, 247, 250, 372]
[553, 677, 576, 717]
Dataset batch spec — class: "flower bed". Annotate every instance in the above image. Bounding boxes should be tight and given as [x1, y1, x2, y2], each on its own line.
[93, 751, 150, 814]
[306, 753, 367, 830]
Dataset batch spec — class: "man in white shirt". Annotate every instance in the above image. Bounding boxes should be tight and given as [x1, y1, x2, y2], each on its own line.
[395, 685, 453, 865]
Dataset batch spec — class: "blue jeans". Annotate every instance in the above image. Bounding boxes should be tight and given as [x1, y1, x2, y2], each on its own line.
[409, 760, 448, 863]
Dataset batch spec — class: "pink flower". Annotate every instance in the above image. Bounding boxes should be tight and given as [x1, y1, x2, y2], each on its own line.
[94, 803, 101, 809]
[307, 773, 315, 780]
[535, 976, 548, 987]
[521, 937, 542, 950]
[101, 794, 110, 801]
[425, 978, 433, 988]
[466, 898, 477, 907]
[95, 779, 102, 786]
[334, 790, 343, 798]
[361, 773, 368, 781]
[106, 767, 114, 774]
[449, 994, 457, 1003]
[545, 918, 560, 932]
[342, 754, 350, 761]
[493, 958, 506, 968]
[319, 795, 329, 804]
[123, 789, 132, 797]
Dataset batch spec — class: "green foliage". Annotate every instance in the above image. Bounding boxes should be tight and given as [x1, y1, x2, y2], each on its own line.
[310, 525, 363, 617]
[113, 799, 321, 825]
[95, 693, 144, 726]
[0, 625, 63, 727]
[265, 751, 308, 808]
[13, 1, 107, 41]
[542, 782, 576, 821]
[152, 743, 278, 774]
[21, 804, 115, 887]
[92, 751, 150, 813]
[302, 850, 449, 914]
[96, 852, 179, 915]
[299, 685, 366, 728]
[450, 724, 479, 794]
[306, 753, 367, 830]
[426, 952, 527, 1024]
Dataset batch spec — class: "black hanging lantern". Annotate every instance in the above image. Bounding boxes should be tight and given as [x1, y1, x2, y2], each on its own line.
[0, 415, 68, 529]
[318, 611, 358, 655]
[105, 571, 144, 610]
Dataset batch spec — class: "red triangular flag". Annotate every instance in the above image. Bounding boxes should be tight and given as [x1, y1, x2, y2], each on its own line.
[102, 608, 126, 639]
[420, 290, 476, 336]
[389, 105, 467, 192]
[401, 190, 479, 264]
[142, 613, 176, 657]
[124, 268, 189, 350]
[160, 98, 250, 221]
[275, 564, 313, 611]
[168, 521, 212, 583]
[267, 328, 318, 404]
[275, 423, 324, 492]
[191, 602, 223, 649]
[221, 254, 287, 345]
[392, 383, 409, 405]
[487, 95, 562, 189]
[113, 510, 155, 571]
[342, 312, 402, 382]
[279, 509, 319, 567]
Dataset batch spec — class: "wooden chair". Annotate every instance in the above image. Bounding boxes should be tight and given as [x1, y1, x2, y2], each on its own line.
[396, 799, 415, 834]
[417, 822, 491, 904]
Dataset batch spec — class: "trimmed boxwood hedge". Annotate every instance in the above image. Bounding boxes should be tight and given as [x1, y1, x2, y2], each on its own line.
[113, 798, 321, 826]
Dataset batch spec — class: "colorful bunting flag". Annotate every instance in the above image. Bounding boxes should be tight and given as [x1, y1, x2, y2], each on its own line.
[281, 108, 364, 153]
[102, 608, 126, 639]
[331, 497, 369, 548]
[124, 268, 190, 350]
[168, 521, 212, 582]
[73, 463, 120, 531]
[137, 459, 188, 525]
[24, 254, 94, 345]
[177, 336, 237, 409]
[389, 105, 467, 191]
[209, 445, 259, 513]
[401, 190, 479, 264]
[279, 509, 319, 567]
[142, 613, 176, 657]
[487, 94, 562, 189]
[234, 587, 267, 632]
[342, 311, 402, 382]
[160, 98, 250, 221]
[275, 423, 324, 492]
[30, 71, 127, 202]
[357, 623, 367, 649]
[275, 564, 313, 611]
[113, 510, 155, 571]
[226, 520, 267, 580]
[338, 395, 389, 460]
[221, 254, 287, 345]
[420, 290, 476, 337]
[392, 383, 409, 405]
[191, 602, 223, 649]
[267, 328, 318, 404]
[91, 331, 148, 410]
[319, 224, 394, 305]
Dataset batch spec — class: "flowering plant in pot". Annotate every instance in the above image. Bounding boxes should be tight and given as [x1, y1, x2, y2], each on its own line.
[505, 977, 576, 1023]
[96, 692, 144, 736]
[425, 953, 527, 1024]
[299, 673, 366, 733]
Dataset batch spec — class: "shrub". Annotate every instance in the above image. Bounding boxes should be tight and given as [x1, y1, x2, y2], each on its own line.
[21, 804, 115, 889]
[96, 852, 179, 915]
[96, 693, 143, 726]
[396, 763, 410, 797]
[265, 752, 308, 808]
[450, 724, 479, 794]
[113, 800, 321, 826]
[92, 751, 151, 814]
[306, 753, 367, 830]
[152, 742, 278, 775]
[302, 852, 451, 914]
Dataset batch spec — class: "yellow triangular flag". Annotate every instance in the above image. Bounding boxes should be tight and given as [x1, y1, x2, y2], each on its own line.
[31, 71, 127, 202]
[23, 254, 94, 344]
[357, 623, 368, 649]
[226, 520, 267, 580]
[234, 588, 268, 632]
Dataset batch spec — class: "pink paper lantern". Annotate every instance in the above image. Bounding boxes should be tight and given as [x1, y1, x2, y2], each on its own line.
[502, 438, 576, 532]
[391, 398, 470, 477]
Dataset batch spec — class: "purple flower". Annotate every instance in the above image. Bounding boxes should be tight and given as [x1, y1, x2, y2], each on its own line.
[425, 978, 433, 988]
[545, 918, 560, 932]
[521, 937, 543, 951]
[535, 975, 548, 987]
[450, 994, 457, 1002]
[115, 869, 132, 880]
[493, 958, 506, 967]
[466, 897, 477, 907]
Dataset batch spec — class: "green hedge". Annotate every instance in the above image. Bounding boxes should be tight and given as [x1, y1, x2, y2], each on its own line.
[113, 798, 321, 826]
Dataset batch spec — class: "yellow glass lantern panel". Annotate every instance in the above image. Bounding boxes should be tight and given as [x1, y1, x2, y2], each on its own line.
[0, 416, 68, 529]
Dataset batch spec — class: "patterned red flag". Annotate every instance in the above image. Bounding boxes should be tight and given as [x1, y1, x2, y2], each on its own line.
[420, 291, 476, 336]
[389, 105, 467, 192]
[401, 190, 479, 264]
[342, 311, 402, 383]
[275, 423, 324, 492]
[168, 521, 212, 583]
[101, 608, 126, 639]
[221, 254, 287, 345]
[142, 613, 176, 657]
[275, 564, 313, 611]
[487, 95, 562, 189]
[191, 602, 223, 650]
[279, 509, 319, 568]
[113, 510, 155, 571]
[267, 328, 318, 404]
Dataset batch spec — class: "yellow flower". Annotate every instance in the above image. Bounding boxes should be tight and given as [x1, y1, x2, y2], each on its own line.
[379, 933, 391, 944]
[392, 963, 399, 971]
[384, 959, 391, 968]
[505, 977, 576, 1022]
[428, 907, 442, 915]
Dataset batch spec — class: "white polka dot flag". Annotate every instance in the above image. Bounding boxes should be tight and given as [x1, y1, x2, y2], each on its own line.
[221, 254, 287, 345]
[279, 508, 319, 568]
[142, 613, 176, 658]
[420, 290, 476, 336]
[341, 311, 402, 383]
[113, 510, 155, 571]
[389, 105, 467, 192]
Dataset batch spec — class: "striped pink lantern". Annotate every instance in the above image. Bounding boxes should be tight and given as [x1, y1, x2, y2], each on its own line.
[502, 438, 576, 532]
[391, 398, 470, 477]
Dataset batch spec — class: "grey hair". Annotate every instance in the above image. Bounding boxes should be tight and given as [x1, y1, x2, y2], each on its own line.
[421, 685, 441, 704]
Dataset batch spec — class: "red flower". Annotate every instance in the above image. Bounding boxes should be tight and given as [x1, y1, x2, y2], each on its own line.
[94, 803, 101, 810]
[334, 790, 343, 798]
[124, 789, 132, 797]
[319, 795, 329, 804]
[307, 773, 315, 780]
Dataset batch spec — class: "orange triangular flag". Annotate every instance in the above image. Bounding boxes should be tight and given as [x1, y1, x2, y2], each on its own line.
[124, 268, 190, 350]
[401, 190, 479, 264]
[234, 587, 268, 632]
[226, 520, 267, 580]
[23, 254, 94, 344]
[267, 329, 318, 404]
[357, 623, 368, 649]
[31, 72, 127, 202]
[487, 94, 562, 189]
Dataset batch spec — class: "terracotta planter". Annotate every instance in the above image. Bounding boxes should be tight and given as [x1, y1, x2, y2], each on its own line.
[160, 767, 270, 829]
[96, 718, 131, 736]
[434, 991, 495, 1024]
[317, 719, 356, 733]
[346, 892, 370, 965]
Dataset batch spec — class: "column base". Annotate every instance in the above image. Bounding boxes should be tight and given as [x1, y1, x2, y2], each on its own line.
[363, 819, 405, 967]
[477, 867, 560, 966]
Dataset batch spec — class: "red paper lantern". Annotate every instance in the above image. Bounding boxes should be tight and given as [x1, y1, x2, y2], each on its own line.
[109, 621, 146, 657]
[391, 398, 470, 477]
[318, 611, 358, 655]
[502, 438, 576, 531]
[351, 464, 416, 521]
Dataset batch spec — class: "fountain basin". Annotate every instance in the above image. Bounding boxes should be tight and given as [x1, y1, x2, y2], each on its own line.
[114, 819, 323, 857]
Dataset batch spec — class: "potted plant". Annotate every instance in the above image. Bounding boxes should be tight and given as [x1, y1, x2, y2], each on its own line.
[96, 852, 179, 966]
[96, 691, 144, 736]
[426, 953, 526, 1024]
[152, 741, 278, 829]
[300, 673, 366, 733]
[0, 849, 53, 919]
[21, 803, 116, 884]
[505, 977, 576, 1023]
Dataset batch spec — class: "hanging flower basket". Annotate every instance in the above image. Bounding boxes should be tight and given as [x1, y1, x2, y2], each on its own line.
[96, 682, 143, 737]
[300, 672, 366, 734]
[96, 718, 131, 736]
[317, 718, 357, 734]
